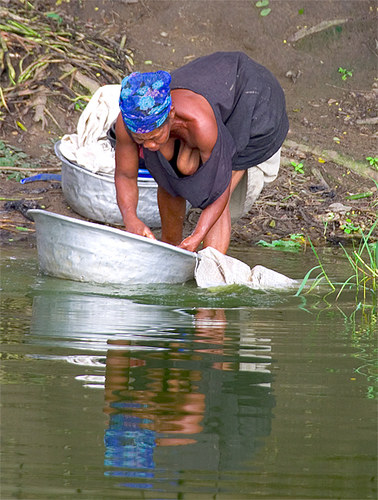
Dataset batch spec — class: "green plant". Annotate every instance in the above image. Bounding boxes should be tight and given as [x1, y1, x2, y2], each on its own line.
[290, 160, 304, 174]
[297, 221, 377, 307]
[338, 223, 377, 298]
[45, 12, 63, 24]
[338, 67, 353, 80]
[74, 99, 87, 111]
[257, 233, 305, 251]
[295, 238, 336, 296]
[366, 156, 378, 170]
[255, 0, 271, 16]
[0, 140, 34, 181]
[6, 171, 25, 182]
[340, 218, 360, 234]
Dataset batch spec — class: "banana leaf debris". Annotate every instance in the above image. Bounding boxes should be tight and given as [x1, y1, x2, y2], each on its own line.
[0, 0, 133, 131]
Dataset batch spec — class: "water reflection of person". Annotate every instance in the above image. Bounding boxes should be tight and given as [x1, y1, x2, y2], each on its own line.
[103, 309, 274, 489]
[193, 308, 234, 371]
[103, 338, 205, 487]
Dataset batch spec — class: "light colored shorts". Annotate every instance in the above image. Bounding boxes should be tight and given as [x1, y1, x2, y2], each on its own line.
[229, 148, 281, 221]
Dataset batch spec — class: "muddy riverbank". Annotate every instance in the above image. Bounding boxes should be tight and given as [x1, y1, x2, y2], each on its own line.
[1, 0, 377, 247]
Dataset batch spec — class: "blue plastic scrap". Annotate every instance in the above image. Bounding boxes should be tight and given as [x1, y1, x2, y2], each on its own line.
[20, 173, 62, 184]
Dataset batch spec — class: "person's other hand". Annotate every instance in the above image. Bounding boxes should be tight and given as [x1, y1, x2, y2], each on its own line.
[178, 233, 202, 253]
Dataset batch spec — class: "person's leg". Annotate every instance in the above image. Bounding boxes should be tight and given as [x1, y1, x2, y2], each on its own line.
[157, 185, 186, 245]
[202, 170, 245, 254]
[206, 149, 282, 253]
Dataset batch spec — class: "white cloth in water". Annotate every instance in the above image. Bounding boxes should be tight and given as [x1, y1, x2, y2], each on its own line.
[195, 246, 297, 289]
[59, 84, 121, 174]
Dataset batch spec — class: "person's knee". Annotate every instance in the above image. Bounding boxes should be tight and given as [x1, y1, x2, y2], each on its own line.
[230, 169, 245, 193]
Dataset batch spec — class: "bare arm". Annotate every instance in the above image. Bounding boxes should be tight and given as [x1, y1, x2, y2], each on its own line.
[114, 114, 155, 239]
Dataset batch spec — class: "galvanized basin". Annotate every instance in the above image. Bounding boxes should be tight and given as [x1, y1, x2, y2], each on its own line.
[28, 209, 197, 285]
[55, 140, 161, 228]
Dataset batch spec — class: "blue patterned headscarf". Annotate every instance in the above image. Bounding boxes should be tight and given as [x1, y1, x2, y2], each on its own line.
[119, 71, 172, 134]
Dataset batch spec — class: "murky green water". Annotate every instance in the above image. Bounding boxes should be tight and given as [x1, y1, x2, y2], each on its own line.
[1, 245, 376, 499]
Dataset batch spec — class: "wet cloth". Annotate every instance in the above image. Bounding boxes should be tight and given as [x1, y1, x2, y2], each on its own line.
[143, 51, 289, 210]
[119, 71, 172, 133]
[195, 247, 297, 289]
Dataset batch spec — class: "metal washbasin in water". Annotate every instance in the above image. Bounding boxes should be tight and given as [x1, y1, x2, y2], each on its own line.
[28, 209, 197, 285]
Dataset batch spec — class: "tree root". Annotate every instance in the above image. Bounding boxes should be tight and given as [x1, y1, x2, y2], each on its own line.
[283, 139, 378, 182]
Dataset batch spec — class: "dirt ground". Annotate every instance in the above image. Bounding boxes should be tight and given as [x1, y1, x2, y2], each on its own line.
[1, 0, 377, 247]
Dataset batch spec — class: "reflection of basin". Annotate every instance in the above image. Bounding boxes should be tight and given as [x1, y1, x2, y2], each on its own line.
[54, 140, 161, 228]
[28, 209, 197, 285]
[29, 292, 183, 351]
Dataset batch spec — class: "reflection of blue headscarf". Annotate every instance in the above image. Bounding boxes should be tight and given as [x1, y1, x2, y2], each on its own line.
[119, 71, 172, 134]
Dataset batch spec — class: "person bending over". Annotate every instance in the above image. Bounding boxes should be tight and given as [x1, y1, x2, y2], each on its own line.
[114, 51, 289, 254]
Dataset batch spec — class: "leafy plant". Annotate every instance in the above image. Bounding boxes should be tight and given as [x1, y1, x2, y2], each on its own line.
[338, 67, 353, 80]
[6, 171, 25, 182]
[340, 218, 360, 234]
[45, 12, 63, 24]
[255, 0, 271, 16]
[74, 99, 87, 112]
[366, 156, 378, 170]
[290, 160, 304, 174]
[0, 140, 35, 181]
[257, 233, 305, 252]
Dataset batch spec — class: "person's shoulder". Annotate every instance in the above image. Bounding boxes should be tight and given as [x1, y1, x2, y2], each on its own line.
[171, 88, 203, 106]
[172, 90, 215, 125]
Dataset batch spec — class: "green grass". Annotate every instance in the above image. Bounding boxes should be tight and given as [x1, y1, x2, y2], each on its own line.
[296, 221, 377, 306]
[296, 224, 377, 337]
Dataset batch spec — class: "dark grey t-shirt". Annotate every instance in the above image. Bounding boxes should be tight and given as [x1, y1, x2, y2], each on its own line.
[143, 52, 289, 209]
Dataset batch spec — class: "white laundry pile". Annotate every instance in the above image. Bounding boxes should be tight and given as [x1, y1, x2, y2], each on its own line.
[195, 246, 297, 289]
[59, 84, 121, 174]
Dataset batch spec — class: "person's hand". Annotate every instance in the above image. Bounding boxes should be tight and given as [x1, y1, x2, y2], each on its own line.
[124, 218, 156, 240]
[178, 233, 202, 252]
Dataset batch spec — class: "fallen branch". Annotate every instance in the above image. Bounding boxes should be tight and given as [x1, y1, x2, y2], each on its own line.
[0, 166, 61, 172]
[60, 63, 100, 95]
[283, 139, 378, 182]
[356, 116, 378, 125]
[288, 19, 349, 43]
[30, 86, 48, 129]
[0, 86, 9, 111]
[0, 197, 44, 201]
[44, 106, 65, 132]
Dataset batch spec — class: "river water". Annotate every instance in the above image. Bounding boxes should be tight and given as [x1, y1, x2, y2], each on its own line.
[1, 244, 376, 499]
